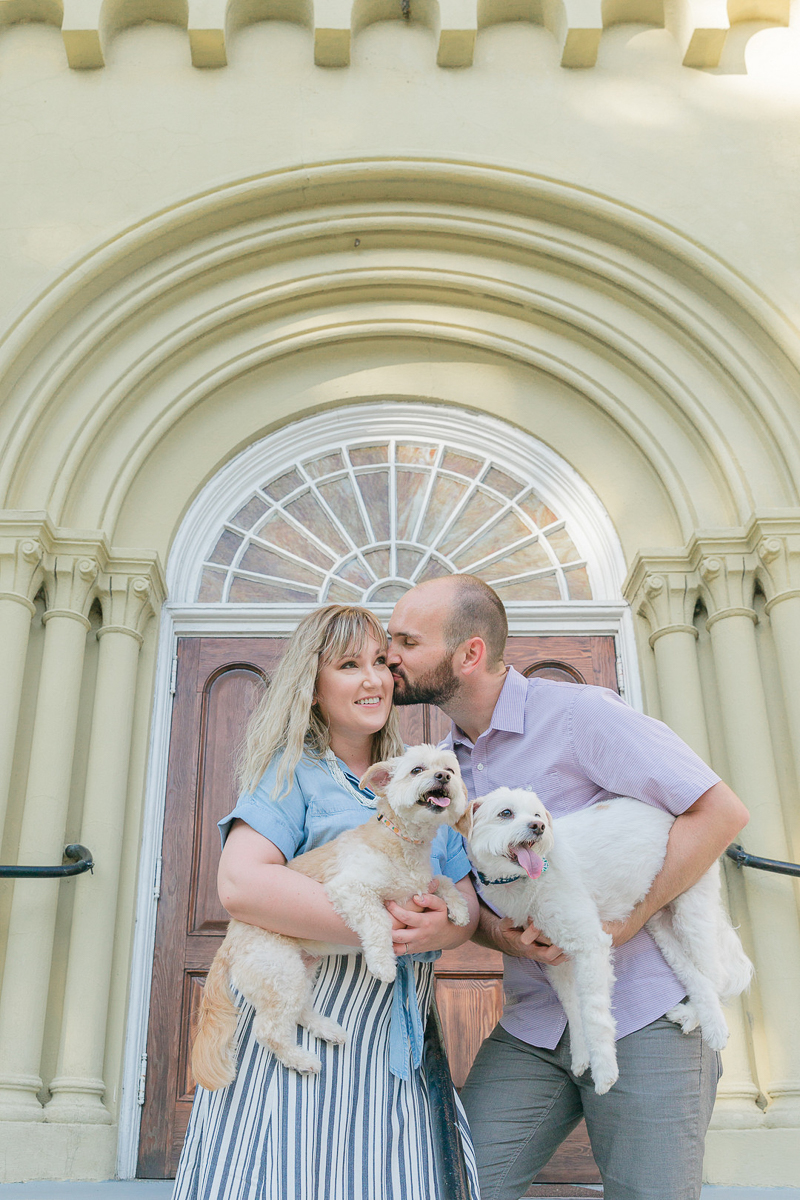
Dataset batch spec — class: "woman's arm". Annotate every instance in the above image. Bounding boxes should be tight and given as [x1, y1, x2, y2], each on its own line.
[386, 875, 480, 954]
[218, 819, 362, 945]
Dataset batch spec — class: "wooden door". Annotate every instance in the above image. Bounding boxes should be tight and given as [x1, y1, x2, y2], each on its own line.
[137, 634, 617, 1181]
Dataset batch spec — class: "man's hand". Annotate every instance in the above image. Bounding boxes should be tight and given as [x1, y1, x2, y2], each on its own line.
[472, 901, 568, 964]
[502, 917, 569, 965]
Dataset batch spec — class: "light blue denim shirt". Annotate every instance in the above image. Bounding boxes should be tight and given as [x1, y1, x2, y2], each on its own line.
[218, 751, 472, 1079]
[219, 751, 471, 882]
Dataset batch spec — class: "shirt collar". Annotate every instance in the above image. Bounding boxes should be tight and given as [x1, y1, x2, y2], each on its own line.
[450, 666, 528, 747]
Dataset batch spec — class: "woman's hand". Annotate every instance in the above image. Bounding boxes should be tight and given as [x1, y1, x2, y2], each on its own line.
[386, 876, 479, 954]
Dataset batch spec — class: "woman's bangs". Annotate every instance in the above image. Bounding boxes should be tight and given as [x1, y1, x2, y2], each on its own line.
[319, 608, 387, 666]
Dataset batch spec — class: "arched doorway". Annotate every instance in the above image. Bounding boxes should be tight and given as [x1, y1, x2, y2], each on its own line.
[132, 402, 634, 1179]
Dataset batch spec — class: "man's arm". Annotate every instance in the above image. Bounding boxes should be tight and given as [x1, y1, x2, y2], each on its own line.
[602, 780, 748, 947]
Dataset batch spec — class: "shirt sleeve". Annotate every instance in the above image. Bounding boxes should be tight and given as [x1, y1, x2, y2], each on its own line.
[433, 828, 473, 883]
[570, 685, 720, 816]
[218, 755, 308, 861]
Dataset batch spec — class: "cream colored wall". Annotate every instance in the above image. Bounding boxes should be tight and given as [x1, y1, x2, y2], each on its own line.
[1, 2, 800, 1186]
[2, 12, 800, 329]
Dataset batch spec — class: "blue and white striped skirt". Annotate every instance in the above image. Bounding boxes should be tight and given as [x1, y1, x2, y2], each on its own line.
[173, 953, 481, 1199]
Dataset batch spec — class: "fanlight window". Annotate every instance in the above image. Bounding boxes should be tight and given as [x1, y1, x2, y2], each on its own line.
[197, 440, 592, 605]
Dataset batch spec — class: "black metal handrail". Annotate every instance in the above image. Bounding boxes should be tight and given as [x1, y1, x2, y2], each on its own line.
[726, 844, 800, 879]
[0, 844, 94, 879]
[424, 997, 471, 1200]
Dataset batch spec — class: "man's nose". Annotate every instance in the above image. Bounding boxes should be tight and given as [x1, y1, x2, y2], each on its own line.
[386, 644, 401, 667]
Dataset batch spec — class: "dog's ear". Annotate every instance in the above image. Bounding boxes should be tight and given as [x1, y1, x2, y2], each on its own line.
[454, 802, 474, 840]
[543, 807, 553, 826]
[359, 760, 394, 794]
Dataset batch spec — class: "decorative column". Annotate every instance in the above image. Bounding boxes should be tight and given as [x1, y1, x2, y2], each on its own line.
[0, 536, 44, 836]
[756, 529, 800, 811]
[700, 552, 800, 1128]
[634, 566, 762, 1128]
[0, 555, 98, 1121]
[47, 573, 155, 1124]
[636, 571, 707, 754]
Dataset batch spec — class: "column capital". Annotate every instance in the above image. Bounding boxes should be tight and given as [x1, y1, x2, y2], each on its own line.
[0, 535, 45, 607]
[628, 565, 700, 644]
[751, 526, 800, 604]
[46, 554, 101, 620]
[96, 565, 161, 640]
[695, 551, 758, 621]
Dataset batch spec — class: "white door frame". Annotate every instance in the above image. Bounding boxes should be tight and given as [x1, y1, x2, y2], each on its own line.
[117, 402, 641, 1177]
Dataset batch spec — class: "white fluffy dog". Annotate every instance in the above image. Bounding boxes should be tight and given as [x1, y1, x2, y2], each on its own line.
[192, 746, 471, 1088]
[468, 788, 753, 1096]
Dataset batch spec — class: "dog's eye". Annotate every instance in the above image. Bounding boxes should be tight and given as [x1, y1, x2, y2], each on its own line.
[498, 809, 514, 819]
[410, 766, 424, 775]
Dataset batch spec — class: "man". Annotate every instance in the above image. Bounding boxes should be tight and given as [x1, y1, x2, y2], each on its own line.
[387, 574, 748, 1200]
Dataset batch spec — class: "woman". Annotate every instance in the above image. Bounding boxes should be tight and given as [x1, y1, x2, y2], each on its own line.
[173, 604, 481, 1199]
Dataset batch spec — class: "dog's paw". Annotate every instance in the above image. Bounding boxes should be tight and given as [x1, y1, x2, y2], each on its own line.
[589, 1048, 619, 1096]
[666, 1002, 699, 1034]
[269, 1045, 323, 1074]
[699, 1013, 729, 1051]
[305, 1014, 348, 1046]
[446, 897, 471, 927]
[284, 1047, 323, 1075]
[365, 954, 398, 983]
[592, 1066, 619, 1096]
[592, 1065, 623, 1099]
[570, 1054, 590, 1078]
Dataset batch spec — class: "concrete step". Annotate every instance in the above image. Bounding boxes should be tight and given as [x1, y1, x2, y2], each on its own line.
[0, 1185, 797, 1199]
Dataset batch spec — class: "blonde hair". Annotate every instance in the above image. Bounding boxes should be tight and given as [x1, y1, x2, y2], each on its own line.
[237, 605, 404, 797]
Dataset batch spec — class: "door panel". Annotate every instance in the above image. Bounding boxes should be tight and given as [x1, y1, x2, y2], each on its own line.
[138, 634, 617, 1181]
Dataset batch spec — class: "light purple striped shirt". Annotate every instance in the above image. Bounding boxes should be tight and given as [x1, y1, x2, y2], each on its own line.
[442, 667, 721, 1048]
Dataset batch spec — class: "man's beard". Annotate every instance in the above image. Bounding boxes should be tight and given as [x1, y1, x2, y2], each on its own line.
[392, 654, 460, 707]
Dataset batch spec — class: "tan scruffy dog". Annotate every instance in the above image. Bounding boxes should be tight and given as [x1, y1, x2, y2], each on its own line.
[192, 746, 471, 1088]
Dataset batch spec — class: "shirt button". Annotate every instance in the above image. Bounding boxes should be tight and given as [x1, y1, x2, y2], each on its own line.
[476, 763, 485, 771]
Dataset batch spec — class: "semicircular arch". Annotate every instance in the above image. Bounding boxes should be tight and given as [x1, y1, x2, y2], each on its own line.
[1, 158, 798, 565]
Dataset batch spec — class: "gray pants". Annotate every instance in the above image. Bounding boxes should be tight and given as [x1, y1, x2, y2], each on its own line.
[460, 1017, 721, 1200]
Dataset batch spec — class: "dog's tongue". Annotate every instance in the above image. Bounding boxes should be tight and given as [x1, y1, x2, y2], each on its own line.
[427, 793, 450, 807]
[514, 847, 545, 879]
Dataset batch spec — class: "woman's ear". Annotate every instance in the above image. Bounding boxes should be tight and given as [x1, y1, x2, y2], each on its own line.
[360, 761, 394, 793]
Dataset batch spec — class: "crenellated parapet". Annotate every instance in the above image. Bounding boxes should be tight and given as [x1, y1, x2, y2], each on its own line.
[0, 0, 792, 68]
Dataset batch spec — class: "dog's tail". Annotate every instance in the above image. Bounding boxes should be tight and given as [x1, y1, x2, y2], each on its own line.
[191, 940, 239, 1091]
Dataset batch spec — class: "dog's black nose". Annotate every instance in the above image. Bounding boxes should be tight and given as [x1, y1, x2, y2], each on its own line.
[434, 771, 451, 783]
[529, 821, 545, 836]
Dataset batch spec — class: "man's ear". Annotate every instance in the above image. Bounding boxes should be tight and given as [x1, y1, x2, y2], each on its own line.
[454, 801, 475, 840]
[459, 636, 488, 678]
[360, 760, 394, 794]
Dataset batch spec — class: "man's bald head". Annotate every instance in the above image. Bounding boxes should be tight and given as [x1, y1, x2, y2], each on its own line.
[413, 574, 508, 668]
